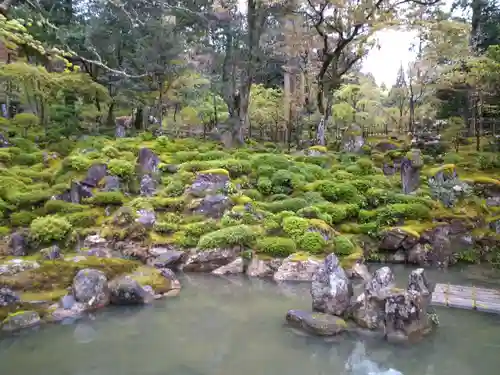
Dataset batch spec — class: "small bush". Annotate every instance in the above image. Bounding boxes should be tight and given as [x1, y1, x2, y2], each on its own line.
[66, 211, 98, 227]
[197, 224, 258, 249]
[108, 159, 135, 179]
[153, 221, 178, 234]
[44, 199, 88, 214]
[87, 192, 125, 206]
[63, 155, 93, 172]
[162, 179, 185, 197]
[10, 211, 37, 227]
[297, 231, 326, 254]
[257, 198, 308, 213]
[256, 236, 297, 257]
[333, 235, 356, 256]
[30, 215, 72, 243]
[282, 216, 309, 238]
[102, 146, 120, 158]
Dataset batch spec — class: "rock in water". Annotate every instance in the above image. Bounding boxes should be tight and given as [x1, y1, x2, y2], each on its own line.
[351, 267, 395, 330]
[311, 253, 352, 316]
[109, 276, 154, 305]
[1, 311, 41, 332]
[274, 253, 321, 282]
[286, 309, 348, 336]
[384, 268, 435, 343]
[72, 269, 109, 308]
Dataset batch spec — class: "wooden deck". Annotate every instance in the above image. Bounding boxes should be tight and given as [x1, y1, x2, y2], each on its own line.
[432, 283, 500, 314]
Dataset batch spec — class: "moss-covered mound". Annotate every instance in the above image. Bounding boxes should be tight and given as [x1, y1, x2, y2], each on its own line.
[0, 134, 497, 270]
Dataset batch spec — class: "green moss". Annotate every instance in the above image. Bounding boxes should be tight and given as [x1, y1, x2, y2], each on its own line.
[282, 216, 309, 238]
[0, 257, 140, 293]
[425, 164, 456, 177]
[297, 232, 327, 254]
[197, 224, 260, 249]
[44, 200, 88, 214]
[288, 251, 323, 262]
[333, 235, 356, 256]
[87, 192, 125, 206]
[129, 266, 173, 294]
[309, 145, 328, 153]
[256, 236, 297, 257]
[10, 211, 38, 227]
[462, 176, 500, 186]
[198, 168, 230, 176]
[29, 215, 72, 244]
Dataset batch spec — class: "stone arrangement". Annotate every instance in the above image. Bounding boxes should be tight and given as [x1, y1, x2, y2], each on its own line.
[286, 253, 438, 343]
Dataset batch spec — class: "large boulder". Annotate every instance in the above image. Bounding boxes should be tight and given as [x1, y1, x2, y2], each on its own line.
[137, 148, 160, 174]
[188, 194, 232, 218]
[140, 174, 157, 196]
[8, 231, 27, 256]
[103, 175, 121, 192]
[384, 268, 436, 343]
[108, 276, 154, 305]
[72, 268, 109, 308]
[351, 267, 395, 330]
[183, 248, 238, 272]
[286, 309, 348, 336]
[188, 171, 230, 198]
[273, 253, 321, 282]
[212, 257, 244, 275]
[311, 253, 352, 316]
[400, 157, 420, 194]
[1, 311, 41, 332]
[148, 248, 188, 270]
[82, 163, 107, 187]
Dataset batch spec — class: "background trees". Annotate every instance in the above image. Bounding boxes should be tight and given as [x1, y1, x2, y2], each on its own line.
[0, 0, 499, 149]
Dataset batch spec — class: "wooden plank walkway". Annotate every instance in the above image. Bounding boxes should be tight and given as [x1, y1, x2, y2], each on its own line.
[432, 283, 500, 314]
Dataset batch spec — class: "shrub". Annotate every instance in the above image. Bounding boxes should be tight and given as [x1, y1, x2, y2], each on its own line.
[44, 199, 88, 214]
[282, 216, 309, 238]
[63, 155, 93, 172]
[30, 215, 72, 243]
[102, 146, 120, 158]
[87, 192, 125, 206]
[242, 189, 262, 201]
[333, 235, 356, 256]
[13, 152, 43, 166]
[257, 177, 273, 195]
[314, 181, 361, 203]
[256, 236, 297, 257]
[108, 159, 135, 179]
[297, 231, 326, 254]
[152, 197, 185, 212]
[162, 179, 185, 197]
[197, 224, 258, 249]
[0, 226, 10, 236]
[153, 221, 178, 234]
[66, 211, 98, 227]
[10, 211, 37, 227]
[184, 219, 220, 238]
[8, 190, 53, 208]
[257, 198, 308, 213]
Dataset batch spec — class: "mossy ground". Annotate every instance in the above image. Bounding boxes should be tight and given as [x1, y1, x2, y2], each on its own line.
[0, 134, 498, 273]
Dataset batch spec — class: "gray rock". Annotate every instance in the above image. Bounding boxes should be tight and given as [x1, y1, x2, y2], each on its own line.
[379, 229, 407, 251]
[188, 172, 230, 198]
[407, 243, 427, 265]
[109, 276, 154, 305]
[82, 163, 107, 187]
[84, 234, 108, 249]
[0, 287, 19, 307]
[351, 267, 395, 330]
[384, 268, 435, 343]
[136, 209, 156, 227]
[286, 309, 348, 336]
[273, 254, 321, 282]
[212, 257, 244, 275]
[382, 162, 396, 176]
[85, 248, 113, 258]
[8, 231, 27, 256]
[401, 157, 420, 194]
[246, 257, 273, 278]
[311, 253, 352, 316]
[1, 311, 41, 332]
[140, 174, 156, 196]
[115, 124, 126, 138]
[72, 268, 109, 307]
[137, 148, 160, 174]
[61, 294, 76, 310]
[189, 194, 232, 218]
[103, 175, 121, 192]
[183, 248, 237, 272]
[148, 248, 188, 270]
[40, 245, 61, 260]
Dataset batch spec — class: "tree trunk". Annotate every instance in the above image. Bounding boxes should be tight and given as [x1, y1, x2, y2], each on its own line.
[134, 107, 143, 131]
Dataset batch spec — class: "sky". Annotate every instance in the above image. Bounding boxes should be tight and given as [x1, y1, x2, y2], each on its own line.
[361, 29, 418, 87]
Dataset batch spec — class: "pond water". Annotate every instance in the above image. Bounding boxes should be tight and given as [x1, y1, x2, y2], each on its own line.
[1, 265, 500, 375]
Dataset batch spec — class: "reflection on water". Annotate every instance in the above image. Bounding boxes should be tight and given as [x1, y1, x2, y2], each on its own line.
[1, 265, 500, 375]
